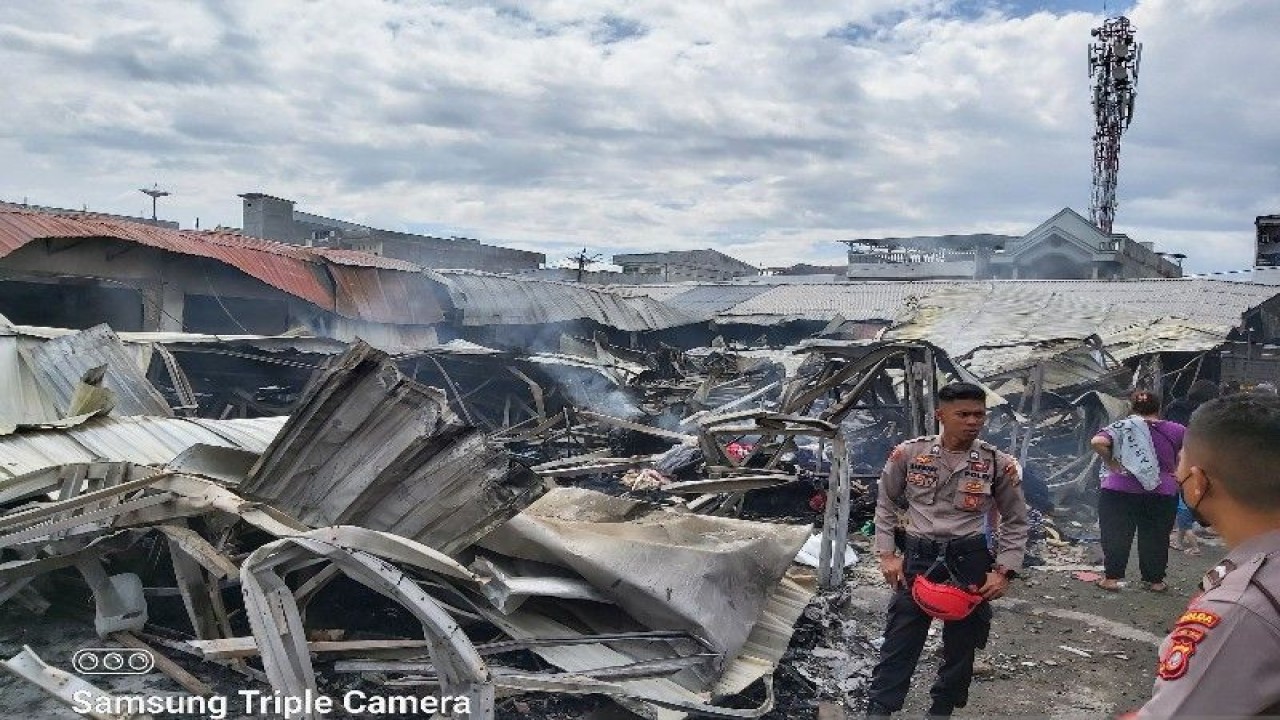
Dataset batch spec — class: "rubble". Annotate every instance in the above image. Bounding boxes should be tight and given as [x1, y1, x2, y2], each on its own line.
[0, 292, 1263, 718]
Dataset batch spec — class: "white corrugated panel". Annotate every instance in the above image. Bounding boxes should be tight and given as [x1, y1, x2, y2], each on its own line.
[432, 271, 697, 330]
[0, 416, 285, 481]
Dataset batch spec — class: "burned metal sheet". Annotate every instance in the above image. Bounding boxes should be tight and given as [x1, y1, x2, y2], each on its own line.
[239, 530, 493, 719]
[23, 325, 172, 418]
[241, 341, 542, 557]
[430, 270, 697, 331]
[0, 415, 285, 482]
[478, 487, 810, 664]
[0, 332, 60, 430]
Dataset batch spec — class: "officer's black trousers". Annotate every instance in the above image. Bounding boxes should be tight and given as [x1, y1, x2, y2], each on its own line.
[866, 586, 992, 712]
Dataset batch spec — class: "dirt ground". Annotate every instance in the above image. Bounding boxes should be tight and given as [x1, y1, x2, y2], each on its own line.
[839, 533, 1222, 719]
[0, 533, 1221, 720]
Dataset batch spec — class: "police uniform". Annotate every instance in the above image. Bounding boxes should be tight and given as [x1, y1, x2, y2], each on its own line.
[867, 435, 1029, 715]
[1136, 529, 1280, 718]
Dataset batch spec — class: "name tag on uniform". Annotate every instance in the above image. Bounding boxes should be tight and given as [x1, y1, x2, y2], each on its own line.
[968, 461, 991, 474]
[908, 471, 936, 488]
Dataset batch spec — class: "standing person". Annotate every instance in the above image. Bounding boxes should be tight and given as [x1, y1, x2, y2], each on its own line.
[866, 382, 1028, 718]
[1089, 390, 1184, 592]
[1163, 378, 1218, 426]
[1132, 394, 1280, 717]
[1168, 495, 1201, 555]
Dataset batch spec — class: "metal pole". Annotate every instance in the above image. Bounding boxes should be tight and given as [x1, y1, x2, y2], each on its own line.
[1019, 363, 1044, 466]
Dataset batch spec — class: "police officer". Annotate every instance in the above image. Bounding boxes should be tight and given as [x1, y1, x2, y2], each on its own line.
[866, 382, 1028, 718]
[1134, 394, 1280, 717]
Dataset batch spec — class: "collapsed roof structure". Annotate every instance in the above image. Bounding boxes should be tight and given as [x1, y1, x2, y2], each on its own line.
[2, 201, 1280, 717]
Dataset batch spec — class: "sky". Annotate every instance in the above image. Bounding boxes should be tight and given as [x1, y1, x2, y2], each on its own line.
[1, 0, 1276, 273]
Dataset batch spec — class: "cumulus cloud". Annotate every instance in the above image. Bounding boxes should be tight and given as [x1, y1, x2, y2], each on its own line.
[0, 0, 1274, 272]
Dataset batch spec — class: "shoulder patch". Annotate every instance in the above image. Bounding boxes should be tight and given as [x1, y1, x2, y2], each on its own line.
[1157, 627, 1205, 681]
[1175, 609, 1221, 629]
[890, 446, 905, 462]
[1002, 461, 1021, 485]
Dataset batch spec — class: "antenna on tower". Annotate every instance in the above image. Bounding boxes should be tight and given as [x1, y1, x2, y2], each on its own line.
[138, 184, 171, 221]
[1088, 15, 1142, 235]
[567, 248, 603, 282]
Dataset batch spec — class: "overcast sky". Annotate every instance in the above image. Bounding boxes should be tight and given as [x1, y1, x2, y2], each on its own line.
[1, 0, 1275, 273]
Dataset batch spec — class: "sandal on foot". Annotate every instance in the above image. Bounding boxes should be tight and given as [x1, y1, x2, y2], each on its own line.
[1147, 582, 1169, 593]
[1096, 579, 1121, 592]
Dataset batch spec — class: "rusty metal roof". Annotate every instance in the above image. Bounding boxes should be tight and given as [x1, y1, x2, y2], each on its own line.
[0, 208, 446, 326]
[328, 264, 445, 325]
[0, 209, 333, 308]
[309, 247, 422, 272]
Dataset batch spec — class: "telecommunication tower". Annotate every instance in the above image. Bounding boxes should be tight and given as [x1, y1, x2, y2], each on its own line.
[1088, 16, 1141, 235]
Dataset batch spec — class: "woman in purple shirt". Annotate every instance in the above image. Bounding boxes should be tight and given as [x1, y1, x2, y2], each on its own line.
[1089, 390, 1185, 592]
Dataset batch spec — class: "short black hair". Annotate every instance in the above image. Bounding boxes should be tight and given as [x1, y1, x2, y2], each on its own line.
[1130, 390, 1160, 416]
[1188, 394, 1280, 509]
[937, 382, 986, 404]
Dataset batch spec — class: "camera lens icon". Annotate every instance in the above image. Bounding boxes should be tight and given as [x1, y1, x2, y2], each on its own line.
[72, 648, 155, 675]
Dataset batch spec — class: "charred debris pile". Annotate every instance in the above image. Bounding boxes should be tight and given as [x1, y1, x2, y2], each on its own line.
[0, 326, 1121, 719]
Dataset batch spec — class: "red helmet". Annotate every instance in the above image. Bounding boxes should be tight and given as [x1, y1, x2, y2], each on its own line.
[911, 575, 984, 621]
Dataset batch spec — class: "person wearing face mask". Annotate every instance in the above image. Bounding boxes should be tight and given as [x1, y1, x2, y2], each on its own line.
[1132, 394, 1280, 718]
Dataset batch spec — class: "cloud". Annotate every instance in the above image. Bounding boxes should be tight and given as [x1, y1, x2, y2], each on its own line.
[0, 0, 1274, 272]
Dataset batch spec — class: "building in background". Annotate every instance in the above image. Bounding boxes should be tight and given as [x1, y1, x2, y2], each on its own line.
[843, 234, 1011, 281]
[612, 249, 759, 283]
[1256, 215, 1280, 268]
[240, 193, 544, 272]
[845, 208, 1182, 281]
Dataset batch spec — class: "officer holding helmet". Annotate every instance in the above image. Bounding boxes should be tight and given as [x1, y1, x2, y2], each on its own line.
[866, 382, 1029, 718]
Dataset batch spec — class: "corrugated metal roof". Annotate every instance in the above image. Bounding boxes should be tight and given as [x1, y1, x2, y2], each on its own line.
[0, 415, 285, 481]
[308, 247, 423, 272]
[0, 208, 446, 326]
[327, 265, 446, 325]
[432, 270, 697, 331]
[25, 324, 173, 417]
[0, 209, 334, 309]
[660, 284, 774, 317]
[713, 278, 1278, 331]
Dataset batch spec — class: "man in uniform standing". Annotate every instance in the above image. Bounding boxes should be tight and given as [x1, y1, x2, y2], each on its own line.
[866, 382, 1028, 718]
[1134, 394, 1280, 717]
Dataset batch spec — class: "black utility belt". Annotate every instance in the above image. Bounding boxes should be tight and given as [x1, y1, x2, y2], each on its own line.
[900, 533, 988, 556]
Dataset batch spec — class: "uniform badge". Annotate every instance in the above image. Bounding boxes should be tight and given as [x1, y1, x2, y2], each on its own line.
[962, 480, 986, 493]
[960, 493, 982, 510]
[1199, 560, 1235, 592]
[1158, 626, 1208, 681]
[908, 471, 937, 488]
[1157, 639, 1196, 680]
[913, 455, 933, 465]
[1002, 462, 1021, 484]
[968, 461, 991, 474]
[890, 446, 905, 462]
